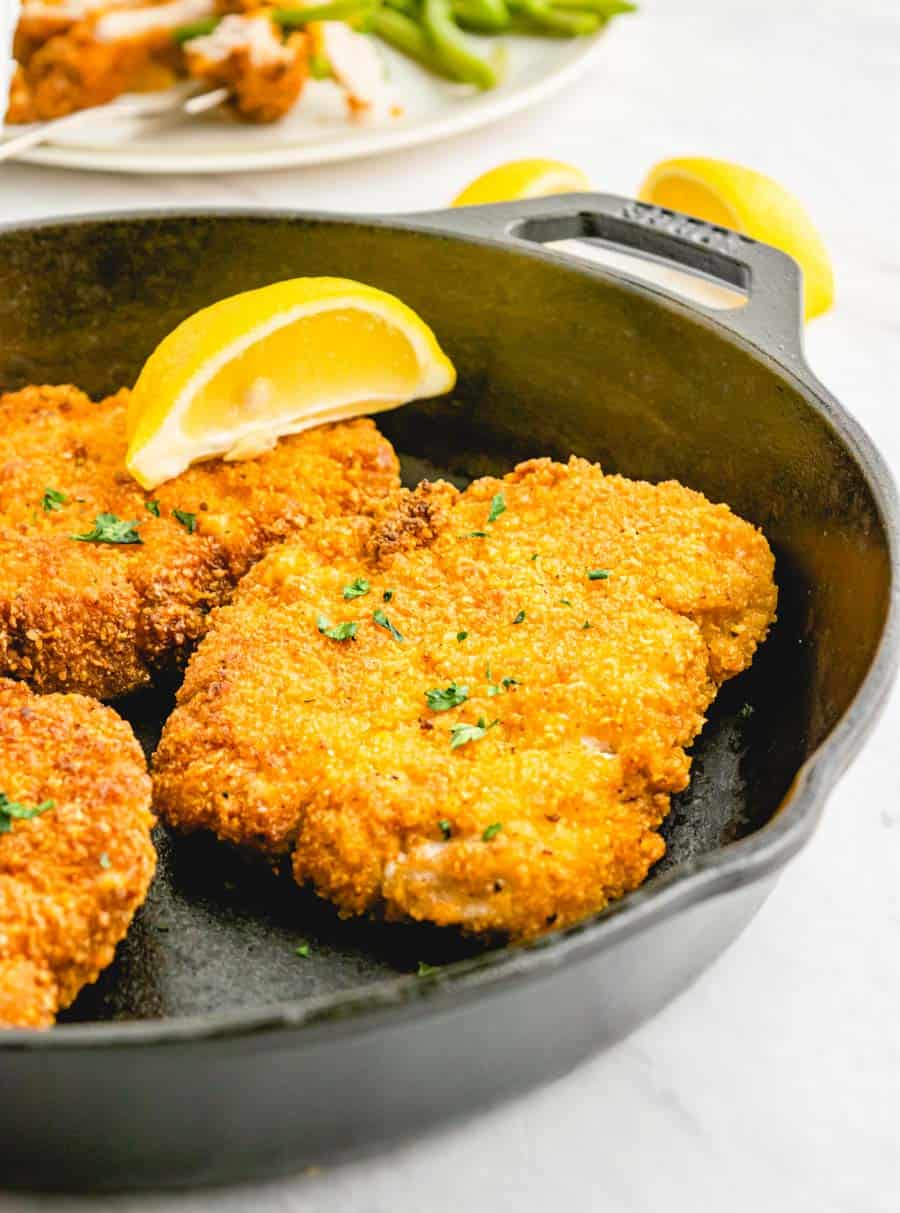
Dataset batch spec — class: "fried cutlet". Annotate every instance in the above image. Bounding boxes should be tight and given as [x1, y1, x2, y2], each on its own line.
[152, 457, 777, 940]
[0, 678, 154, 1028]
[0, 385, 399, 699]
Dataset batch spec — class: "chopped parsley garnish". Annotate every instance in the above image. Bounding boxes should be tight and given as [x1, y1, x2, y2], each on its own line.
[486, 663, 519, 696]
[489, 677, 519, 696]
[530, 553, 539, 561]
[417, 961, 440, 977]
[72, 512, 142, 545]
[425, 682, 469, 713]
[739, 702, 755, 720]
[456, 631, 468, 642]
[173, 508, 197, 534]
[588, 569, 610, 581]
[558, 599, 572, 607]
[317, 614, 358, 642]
[467, 530, 488, 538]
[295, 942, 311, 958]
[482, 822, 503, 842]
[383, 589, 394, 602]
[373, 608, 404, 643]
[438, 818, 453, 840]
[99, 852, 112, 869]
[0, 791, 54, 834]
[145, 499, 161, 517]
[512, 610, 526, 625]
[42, 487, 67, 512]
[450, 717, 499, 750]
[343, 577, 370, 600]
[487, 493, 506, 524]
[582, 621, 592, 630]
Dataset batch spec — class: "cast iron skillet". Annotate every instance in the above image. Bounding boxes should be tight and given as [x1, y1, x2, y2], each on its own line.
[0, 197, 896, 1191]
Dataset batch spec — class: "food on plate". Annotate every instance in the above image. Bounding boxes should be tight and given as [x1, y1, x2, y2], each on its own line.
[0, 678, 154, 1028]
[0, 383, 400, 699]
[5, 0, 635, 125]
[124, 276, 456, 490]
[153, 456, 777, 940]
[182, 13, 309, 122]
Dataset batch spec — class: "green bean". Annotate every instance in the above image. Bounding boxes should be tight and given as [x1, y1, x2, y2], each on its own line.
[452, 0, 510, 33]
[508, 0, 599, 35]
[371, 8, 459, 79]
[171, 17, 220, 44]
[273, 1, 377, 29]
[422, 0, 497, 88]
[384, 0, 420, 16]
[552, 0, 634, 13]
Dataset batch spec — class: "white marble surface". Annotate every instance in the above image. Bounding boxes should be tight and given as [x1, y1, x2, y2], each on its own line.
[1, 0, 899, 1209]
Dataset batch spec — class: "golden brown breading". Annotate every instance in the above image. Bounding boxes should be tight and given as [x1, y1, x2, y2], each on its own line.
[4, 23, 154, 122]
[0, 385, 399, 699]
[153, 457, 777, 940]
[184, 19, 308, 122]
[0, 678, 155, 1028]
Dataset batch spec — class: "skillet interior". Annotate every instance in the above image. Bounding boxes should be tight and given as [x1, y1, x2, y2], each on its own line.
[0, 212, 890, 1024]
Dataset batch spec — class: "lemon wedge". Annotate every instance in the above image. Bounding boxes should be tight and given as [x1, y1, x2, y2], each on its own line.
[125, 277, 457, 490]
[452, 158, 591, 207]
[638, 157, 834, 320]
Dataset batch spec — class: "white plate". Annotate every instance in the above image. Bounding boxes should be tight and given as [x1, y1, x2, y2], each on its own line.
[5, 32, 602, 174]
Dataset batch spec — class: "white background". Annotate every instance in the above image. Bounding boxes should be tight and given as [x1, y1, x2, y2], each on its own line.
[1, 0, 899, 1209]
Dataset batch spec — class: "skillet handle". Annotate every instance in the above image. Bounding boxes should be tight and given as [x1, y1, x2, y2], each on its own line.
[407, 193, 805, 365]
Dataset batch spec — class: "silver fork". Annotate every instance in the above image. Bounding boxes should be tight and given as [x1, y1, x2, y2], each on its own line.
[0, 83, 229, 163]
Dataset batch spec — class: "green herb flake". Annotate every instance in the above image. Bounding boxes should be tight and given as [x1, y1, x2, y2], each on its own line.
[343, 577, 370, 600]
[582, 621, 592, 630]
[373, 608, 404, 643]
[438, 818, 453, 840]
[588, 568, 610, 581]
[467, 530, 488, 538]
[739, 702, 755, 720]
[487, 493, 506, 524]
[145, 499, 161, 517]
[512, 610, 526, 625]
[450, 717, 499, 750]
[482, 822, 503, 842]
[173, 508, 197, 534]
[0, 792, 54, 834]
[417, 961, 440, 977]
[530, 553, 539, 561]
[317, 614, 358, 642]
[456, 631, 468, 642]
[425, 682, 469, 713]
[42, 487, 67, 512]
[71, 512, 142, 545]
[99, 852, 112, 870]
[558, 599, 572, 607]
[295, 942, 312, 958]
[383, 589, 394, 602]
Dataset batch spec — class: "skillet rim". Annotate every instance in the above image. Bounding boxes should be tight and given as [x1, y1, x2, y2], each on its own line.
[0, 205, 896, 1052]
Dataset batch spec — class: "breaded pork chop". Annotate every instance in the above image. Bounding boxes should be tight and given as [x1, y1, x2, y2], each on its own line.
[153, 458, 777, 940]
[0, 678, 154, 1028]
[0, 385, 399, 699]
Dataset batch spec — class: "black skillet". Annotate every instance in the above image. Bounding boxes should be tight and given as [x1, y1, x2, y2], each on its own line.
[0, 196, 896, 1191]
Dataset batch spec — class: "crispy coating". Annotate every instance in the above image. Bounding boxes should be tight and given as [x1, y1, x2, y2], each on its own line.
[0, 678, 154, 1028]
[0, 385, 399, 699]
[153, 457, 777, 940]
[4, 23, 156, 122]
[184, 20, 308, 122]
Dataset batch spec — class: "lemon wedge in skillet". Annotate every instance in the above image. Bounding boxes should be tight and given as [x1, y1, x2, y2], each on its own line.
[125, 278, 457, 490]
